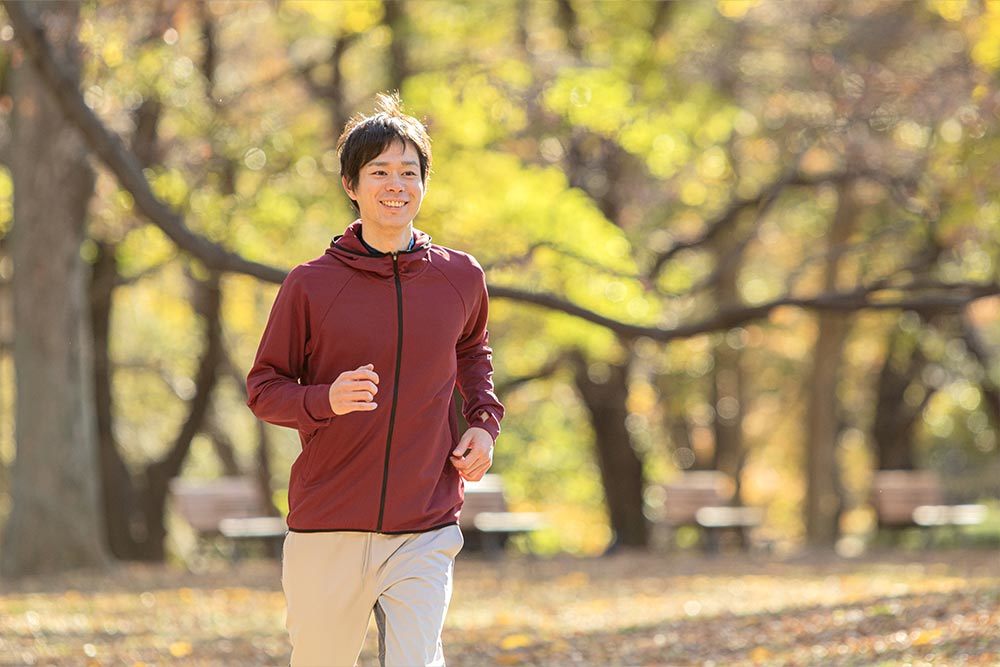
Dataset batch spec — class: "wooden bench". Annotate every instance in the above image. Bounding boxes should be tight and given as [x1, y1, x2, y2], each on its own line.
[461, 474, 544, 555]
[870, 470, 986, 544]
[169, 476, 285, 561]
[660, 471, 762, 553]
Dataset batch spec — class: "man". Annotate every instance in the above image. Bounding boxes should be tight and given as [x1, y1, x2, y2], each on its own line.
[246, 93, 503, 667]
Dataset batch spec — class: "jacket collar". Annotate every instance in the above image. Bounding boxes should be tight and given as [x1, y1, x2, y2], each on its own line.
[326, 221, 432, 278]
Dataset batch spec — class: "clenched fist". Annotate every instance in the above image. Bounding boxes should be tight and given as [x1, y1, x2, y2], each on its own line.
[328, 363, 380, 415]
[450, 427, 494, 482]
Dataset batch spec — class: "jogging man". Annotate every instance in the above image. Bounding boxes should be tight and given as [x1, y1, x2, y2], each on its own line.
[247, 93, 504, 667]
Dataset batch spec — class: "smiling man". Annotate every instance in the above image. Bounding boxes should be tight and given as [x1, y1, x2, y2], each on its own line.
[246, 93, 504, 667]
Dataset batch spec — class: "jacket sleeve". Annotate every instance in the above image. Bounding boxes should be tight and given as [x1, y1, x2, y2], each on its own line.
[455, 266, 504, 442]
[246, 271, 335, 434]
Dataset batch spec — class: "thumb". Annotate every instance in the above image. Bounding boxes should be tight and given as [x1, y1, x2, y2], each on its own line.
[358, 363, 374, 371]
[452, 432, 472, 457]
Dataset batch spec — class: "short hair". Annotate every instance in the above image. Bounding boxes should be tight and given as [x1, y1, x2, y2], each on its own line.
[337, 92, 432, 212]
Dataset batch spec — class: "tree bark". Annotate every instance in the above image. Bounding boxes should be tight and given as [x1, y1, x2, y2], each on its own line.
[1, 1, 110, 577]
[571, 351, 648, 549]
[871, 327, 933, 470]
[710, 237, 747, 500]
[90, 240, 143, 559]
[804, 183, 857, 548]
[382, 1, 410, 92]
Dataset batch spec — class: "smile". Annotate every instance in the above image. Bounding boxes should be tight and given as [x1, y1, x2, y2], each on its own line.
[381, 200, 407, 208]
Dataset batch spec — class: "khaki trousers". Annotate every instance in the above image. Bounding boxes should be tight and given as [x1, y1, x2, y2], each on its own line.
[281, 524, 464, 667]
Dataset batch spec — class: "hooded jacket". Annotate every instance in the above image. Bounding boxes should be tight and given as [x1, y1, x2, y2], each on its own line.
[246, 222, 504, 533]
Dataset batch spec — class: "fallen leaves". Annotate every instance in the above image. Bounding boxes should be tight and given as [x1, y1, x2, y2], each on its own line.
[0, 550, 996, 665]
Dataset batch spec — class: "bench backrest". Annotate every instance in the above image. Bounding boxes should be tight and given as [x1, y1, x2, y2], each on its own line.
[870, 470, 943, 526]
[662, 471, 732, 525]
[169, 476, 271, 534]
[462, 474, 509, 528]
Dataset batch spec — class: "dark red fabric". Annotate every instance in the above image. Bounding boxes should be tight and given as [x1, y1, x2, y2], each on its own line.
[247, 221, 504, 532]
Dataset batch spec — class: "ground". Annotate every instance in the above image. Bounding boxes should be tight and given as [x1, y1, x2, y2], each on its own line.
[0, 548, 997, 666]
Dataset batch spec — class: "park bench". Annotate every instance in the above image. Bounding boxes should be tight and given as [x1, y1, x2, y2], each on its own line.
[461, 474, 545, 555]
[660, 471, 763, 553]
[169, 476, 286, 561]
[870, 470, 986, 544]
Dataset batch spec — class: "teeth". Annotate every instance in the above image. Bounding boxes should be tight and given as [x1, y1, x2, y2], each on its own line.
[382, 200, 406, 208]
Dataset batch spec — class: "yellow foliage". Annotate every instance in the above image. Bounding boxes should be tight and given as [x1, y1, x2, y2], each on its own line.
[912, 627, 944, 645]
[168, 641, 193, 657]
[927, 0, 968, 22]
[101, 40, 124, 69]
[717, 0, 760, 20]
[499, 633, 536, 650]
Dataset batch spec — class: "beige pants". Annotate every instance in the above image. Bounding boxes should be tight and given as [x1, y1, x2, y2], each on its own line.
[281, 524, 464, 667]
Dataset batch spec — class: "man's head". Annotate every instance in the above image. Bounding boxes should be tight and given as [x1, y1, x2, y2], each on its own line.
[337, 93, 432, 221]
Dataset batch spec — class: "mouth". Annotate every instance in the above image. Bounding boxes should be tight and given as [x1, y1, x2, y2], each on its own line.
[381, 200, 407, 209]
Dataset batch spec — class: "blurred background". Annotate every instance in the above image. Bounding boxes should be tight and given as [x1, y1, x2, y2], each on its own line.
[1, 0, 1000, 578]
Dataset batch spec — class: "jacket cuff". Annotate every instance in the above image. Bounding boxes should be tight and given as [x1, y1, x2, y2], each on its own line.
[303, 383, 336, 423]
[469, 409, 501, 442]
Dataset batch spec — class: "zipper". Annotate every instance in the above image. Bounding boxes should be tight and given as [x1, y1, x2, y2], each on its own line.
[376, 252, 404, 531]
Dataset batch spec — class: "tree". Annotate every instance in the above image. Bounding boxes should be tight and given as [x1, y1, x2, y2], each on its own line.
[4, 1, 1000, 564]
[1, 1, 109, 576]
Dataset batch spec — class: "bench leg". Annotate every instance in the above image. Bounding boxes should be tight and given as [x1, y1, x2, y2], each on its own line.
[701, 528, 720, 555]
[228, 540, 241, 565]
[738, 526, 751, 551]
[482, 532, 503, 558]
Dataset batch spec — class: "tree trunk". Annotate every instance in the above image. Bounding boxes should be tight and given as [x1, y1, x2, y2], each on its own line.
[382, 0, 410, 92]
[571, 351, 648, 549]
[871, 327, 933, 470]
[205, 413, 242, 477]
[1, 1, 110, 576]
[136, 273, 223, 560]
[962, 312, 1000, 429]
[224, 355, 280, 517]
[90, 240, 144, 559]
[804, 183, 857, 548]
[711, 237, 747, 501]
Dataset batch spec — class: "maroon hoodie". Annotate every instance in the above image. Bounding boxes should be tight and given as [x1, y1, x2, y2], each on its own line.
[246, 222, 504, 533]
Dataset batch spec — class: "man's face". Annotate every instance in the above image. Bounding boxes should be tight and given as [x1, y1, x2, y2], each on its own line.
[342, 140, 425, 231]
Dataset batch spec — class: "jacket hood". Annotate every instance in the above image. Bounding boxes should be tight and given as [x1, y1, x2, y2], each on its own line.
[326, 221, 433, 278]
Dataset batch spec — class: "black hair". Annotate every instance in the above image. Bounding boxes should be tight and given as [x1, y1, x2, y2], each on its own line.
[336, 92, 432, 212]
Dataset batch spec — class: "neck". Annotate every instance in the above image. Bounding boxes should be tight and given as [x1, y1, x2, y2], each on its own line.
[360, 222, 413, 253]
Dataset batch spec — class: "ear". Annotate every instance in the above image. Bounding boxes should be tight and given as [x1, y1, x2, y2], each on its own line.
[341, 175, 356, 201]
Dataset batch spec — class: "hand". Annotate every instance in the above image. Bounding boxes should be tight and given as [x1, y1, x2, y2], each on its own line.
[328, 363, 379, 415]
[450, 427, 494, 482]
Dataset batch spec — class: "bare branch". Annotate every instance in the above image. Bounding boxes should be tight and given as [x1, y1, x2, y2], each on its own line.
[647, 169, 866, 281]
[490, 281, 1000, 343]
[483, 241, 649, 285]
[114, 254, 178, 288]
[494, 355, 565, 395]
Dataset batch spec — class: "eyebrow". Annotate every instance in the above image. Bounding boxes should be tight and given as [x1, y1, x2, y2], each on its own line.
[368, 160, 420, 167]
